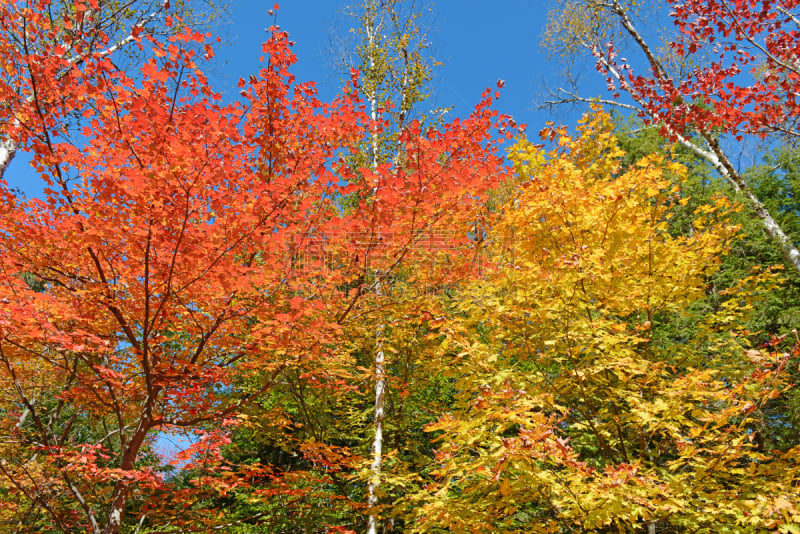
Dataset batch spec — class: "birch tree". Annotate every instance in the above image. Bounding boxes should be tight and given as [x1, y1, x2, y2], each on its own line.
[543, 0, 800, 275]
[335, 2, 440, 531]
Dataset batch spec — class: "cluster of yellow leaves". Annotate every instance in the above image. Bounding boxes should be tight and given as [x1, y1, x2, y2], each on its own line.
[407, 109, 800, 533]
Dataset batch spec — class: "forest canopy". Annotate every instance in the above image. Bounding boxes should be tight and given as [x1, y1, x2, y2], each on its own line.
[0, 1, 799, 533]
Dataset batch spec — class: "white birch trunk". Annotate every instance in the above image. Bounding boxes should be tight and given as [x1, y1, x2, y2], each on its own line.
[0, 138, 17, 181]
[360, 3, 421, 530]
[586, 1, 800, 276]
[366, 275, 386, 534]
[365, 6, 384, 532]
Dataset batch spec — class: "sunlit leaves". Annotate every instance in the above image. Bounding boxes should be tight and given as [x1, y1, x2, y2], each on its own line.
[409, 108, 800, 534]
[0, 1, 516, 531]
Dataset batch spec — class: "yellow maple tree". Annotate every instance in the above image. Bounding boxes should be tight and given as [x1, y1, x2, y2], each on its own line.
[406, 109, 800, 533]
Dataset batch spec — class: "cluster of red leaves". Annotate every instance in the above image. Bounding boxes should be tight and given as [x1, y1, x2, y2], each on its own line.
[0, 1, 512, 532]
[594, 0, 800, 140]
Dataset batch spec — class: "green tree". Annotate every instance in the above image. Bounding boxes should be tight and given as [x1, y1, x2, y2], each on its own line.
[612, 117, 800, 453]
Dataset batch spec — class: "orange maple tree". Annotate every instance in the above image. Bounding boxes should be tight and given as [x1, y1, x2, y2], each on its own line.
[0, 2, 512, 532]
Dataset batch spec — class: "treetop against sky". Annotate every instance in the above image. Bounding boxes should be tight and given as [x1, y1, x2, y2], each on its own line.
[5, 0, 599, 195]
[1, 1, 799, 533]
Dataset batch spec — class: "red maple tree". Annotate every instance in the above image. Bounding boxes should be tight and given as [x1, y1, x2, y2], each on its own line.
[0, 2, 511, 532]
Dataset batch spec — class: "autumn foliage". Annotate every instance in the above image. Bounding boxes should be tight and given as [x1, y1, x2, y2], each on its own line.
[0, 1, 799, 533]
[544, 0, 800, 276]
[657, 0, 800, 139]
[0, 1, 511, 532]
[407, 110, 800, 533]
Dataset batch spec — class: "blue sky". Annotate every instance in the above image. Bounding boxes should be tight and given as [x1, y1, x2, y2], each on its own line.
[6, 0, 607, 196]
[214, 0, 602, 131]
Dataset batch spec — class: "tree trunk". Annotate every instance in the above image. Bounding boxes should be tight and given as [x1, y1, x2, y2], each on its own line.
[366, 289, 386, 534]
